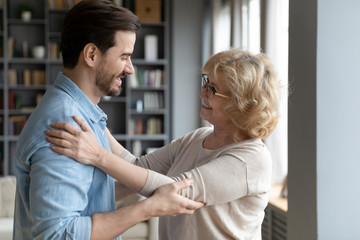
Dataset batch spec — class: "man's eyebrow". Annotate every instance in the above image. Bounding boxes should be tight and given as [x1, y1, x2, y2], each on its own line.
[121, 52, 132, 56]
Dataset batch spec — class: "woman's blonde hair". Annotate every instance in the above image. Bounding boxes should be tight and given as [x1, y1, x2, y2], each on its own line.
[203, 49, 282, 139]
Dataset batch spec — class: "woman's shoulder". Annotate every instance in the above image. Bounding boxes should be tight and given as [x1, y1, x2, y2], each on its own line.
[180, 127, 212, 141]
[221, 139, 271, 162]
[171, 127, 211, 150]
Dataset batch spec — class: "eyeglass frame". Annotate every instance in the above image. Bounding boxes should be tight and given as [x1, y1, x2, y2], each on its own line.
[201, 74, 230, 99]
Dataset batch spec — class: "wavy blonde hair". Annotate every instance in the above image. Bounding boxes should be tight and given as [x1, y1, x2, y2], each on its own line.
[203, 49, 282, 139]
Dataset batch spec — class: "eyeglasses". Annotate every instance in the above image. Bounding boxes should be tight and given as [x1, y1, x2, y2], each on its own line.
[201, 74, 230, 99]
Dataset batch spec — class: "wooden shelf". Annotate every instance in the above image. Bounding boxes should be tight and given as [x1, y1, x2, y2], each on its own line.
[269, 184, 288, 212]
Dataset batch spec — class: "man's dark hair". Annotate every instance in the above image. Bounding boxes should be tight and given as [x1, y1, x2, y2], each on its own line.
[60, 0, 141, 68]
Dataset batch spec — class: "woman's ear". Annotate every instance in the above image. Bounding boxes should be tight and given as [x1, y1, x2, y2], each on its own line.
[82, 43, 100, 67]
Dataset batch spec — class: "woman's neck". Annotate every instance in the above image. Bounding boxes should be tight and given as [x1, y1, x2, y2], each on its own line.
[203, 127, 250, 150]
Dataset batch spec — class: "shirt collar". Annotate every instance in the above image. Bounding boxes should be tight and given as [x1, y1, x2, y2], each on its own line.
[54, 72, 108, 124]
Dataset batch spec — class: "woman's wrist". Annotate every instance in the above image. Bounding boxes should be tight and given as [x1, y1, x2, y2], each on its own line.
[93, 146, 108, 167]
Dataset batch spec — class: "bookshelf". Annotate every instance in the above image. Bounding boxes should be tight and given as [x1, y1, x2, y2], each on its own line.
[0, 0, 171, 175]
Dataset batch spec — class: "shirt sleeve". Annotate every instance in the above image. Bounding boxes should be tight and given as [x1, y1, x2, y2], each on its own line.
[29, 146, 93, 239]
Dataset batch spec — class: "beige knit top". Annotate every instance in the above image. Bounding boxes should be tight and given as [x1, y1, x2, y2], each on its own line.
[119, 127, 272, 240]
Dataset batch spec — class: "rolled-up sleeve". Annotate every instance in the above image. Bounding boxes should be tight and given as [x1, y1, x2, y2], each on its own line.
[29, 147, 94, 239]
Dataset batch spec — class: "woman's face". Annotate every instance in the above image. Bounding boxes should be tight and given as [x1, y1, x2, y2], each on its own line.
[199, 71, 233, 127]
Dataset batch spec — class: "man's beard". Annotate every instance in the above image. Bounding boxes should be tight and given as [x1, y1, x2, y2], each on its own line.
[95, 66, 123, 97]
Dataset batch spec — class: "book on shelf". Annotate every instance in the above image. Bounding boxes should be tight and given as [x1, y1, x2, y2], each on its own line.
[143, 91, 164, 110]
[24, 70, 46, 86]
[135, 119, 143, 135]
[8, 69, 46, 86]
[7, 37, 14, 58]
[23, 70, 31, 86]
[8, 92, 23, 110]
[129, 67, 164, 88]
[8, 91, 15, 109]
[9, 91, 42, 110]
[8, 115, 27, 135]
[8, 69, 17, 86]
[49, 42, 60, 60]
[146, 118, 162, 135]
[128, 118, 162, 135]
[31, 70, 46, 85]
[15, 95, 22, 110]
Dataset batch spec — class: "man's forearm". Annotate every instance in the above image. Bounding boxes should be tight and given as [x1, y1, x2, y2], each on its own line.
[91, 179, 204, 240]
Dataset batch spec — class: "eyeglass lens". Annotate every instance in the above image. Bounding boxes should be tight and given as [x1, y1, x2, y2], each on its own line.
[201, 74, 215, 98]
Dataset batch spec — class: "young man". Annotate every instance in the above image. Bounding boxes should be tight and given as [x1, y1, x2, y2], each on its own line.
[13, 1, 203, 239]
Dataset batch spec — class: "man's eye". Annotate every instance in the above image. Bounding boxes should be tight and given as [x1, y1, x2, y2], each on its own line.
[121, 55, 130, 60]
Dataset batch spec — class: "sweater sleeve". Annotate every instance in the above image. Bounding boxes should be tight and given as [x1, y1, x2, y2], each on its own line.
[176, 155, 249, 206]
[137, 144, 270, 206]
[119, 131, 271, 206]
[136, 155, 248, 204]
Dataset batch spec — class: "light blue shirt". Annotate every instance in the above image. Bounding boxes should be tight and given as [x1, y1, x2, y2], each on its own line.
[13, 73, 120, 240]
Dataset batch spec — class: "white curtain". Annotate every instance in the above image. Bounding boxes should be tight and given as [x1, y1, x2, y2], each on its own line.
[261, 0, 288, 184]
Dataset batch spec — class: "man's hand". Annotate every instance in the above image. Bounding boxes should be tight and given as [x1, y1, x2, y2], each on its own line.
[145, 179, 204, 217]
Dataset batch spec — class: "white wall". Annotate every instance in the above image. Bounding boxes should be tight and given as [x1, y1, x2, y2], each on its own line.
[171, 0, 204, 139]
[288, 0, 360, 239]
[317, 0, 360, 238]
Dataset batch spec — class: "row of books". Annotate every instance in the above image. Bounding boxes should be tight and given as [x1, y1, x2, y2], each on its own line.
[7, 37, 61, 60]
[8, 115, 28, 136]
[9, 91, 43, 111]
[128, 118, 163, 135]
[143, 92, 164, 110]
[8, 69, 46, 87]
[128, 68, 164, 88]
[49, 42, 61, 60]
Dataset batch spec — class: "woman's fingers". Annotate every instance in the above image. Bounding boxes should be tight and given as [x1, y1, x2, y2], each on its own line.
[152, 179, 204, 217]
[50, 122, 79, 135]
[50, 144, 74, 158]
[171, 179, 204, 211]
[46, 135, 67, 147]
[73, 115, 92, 132]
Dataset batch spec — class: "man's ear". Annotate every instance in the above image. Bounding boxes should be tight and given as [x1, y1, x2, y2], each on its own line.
[83, 43, 100, 67]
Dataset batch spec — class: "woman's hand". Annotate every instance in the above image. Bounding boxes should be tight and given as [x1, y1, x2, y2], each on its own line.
[146, 179, 204, 217]
[45, 115, 105, 166]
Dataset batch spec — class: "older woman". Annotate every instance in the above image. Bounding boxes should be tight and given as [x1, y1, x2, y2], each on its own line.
[45, 48, 282, 239]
